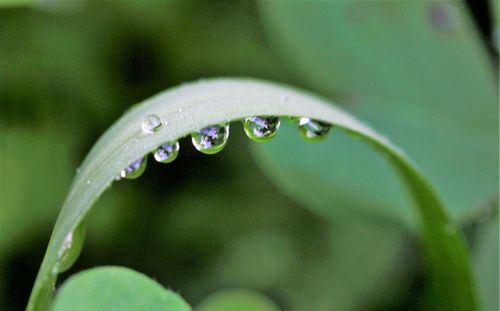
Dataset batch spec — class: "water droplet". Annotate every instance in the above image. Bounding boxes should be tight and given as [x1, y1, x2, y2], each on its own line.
[243, 116, 280, 142]
[191, 124, 230, 154]
[53, 222, 86, 274]
[120, 156, 147, 179]
[297, 117, 332, 142]
[86, 180, 91, 185]
[153, 141, 180, 163]
[141, 114, 163, 134]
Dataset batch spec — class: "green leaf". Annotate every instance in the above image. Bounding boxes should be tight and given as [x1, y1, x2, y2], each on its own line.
[52, 266, 191, 311]
[473, 204, 499, 311]
[27, 79, 476, 311]
[196, 289, 279, 311]
[252, 124, 412, 228]
[258, 1, 497, 225]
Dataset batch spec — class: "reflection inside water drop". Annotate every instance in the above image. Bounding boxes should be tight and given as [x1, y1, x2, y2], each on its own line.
[120, 157, 147, 179]
[191, 124, 229, 154]
[243, 116, 280, 142]
[297, 117, 332, 142]
[154, 141, 180, 163]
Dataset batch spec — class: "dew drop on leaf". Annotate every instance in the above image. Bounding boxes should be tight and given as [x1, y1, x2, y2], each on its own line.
[191, 124, 230, 154]
[153, 141, 180, 163]
[141, 114, 163, 134]
[120, 156, 147, 179]
[243, 116, 280, 142]
[53, 222, 86, 274]
[297, 117, 332, 142]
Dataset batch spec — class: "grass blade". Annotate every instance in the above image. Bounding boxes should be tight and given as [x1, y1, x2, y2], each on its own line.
[26, 78, 476, 311]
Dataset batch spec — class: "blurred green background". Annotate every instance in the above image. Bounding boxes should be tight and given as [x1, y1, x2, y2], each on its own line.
[0, 1, 498, 311]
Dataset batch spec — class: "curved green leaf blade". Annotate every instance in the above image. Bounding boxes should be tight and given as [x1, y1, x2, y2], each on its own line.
[196, 289, 279, 311]
[258, 0, 497, 225]
[27, 79, 476, 311]
[473, 204, 499, 311]
[52, 266, 191, 311]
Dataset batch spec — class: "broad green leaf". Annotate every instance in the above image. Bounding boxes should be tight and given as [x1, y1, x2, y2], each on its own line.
[258, 1, 497, 225]
[27, 79, 476, 311]
[473, 205, 499, 311]
[196, 289, 279, 311]
[52, 266, 191, 311]
[252, 123, 412, 228]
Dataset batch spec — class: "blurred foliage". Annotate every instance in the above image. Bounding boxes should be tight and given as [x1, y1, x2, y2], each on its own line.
[257, 0, 497, 228]
[0, 1, 497, 311]
[196, 289, 280, 311]
[253, 122, 412, 228]
[52, 267, 191, 311]
[0, 130, 72, 257]
[472, 202, 499, 311]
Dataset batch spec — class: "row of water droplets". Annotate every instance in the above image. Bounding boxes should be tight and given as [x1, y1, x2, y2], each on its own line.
[53, 114, 332, 275]
[120, 114, 333, 180]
